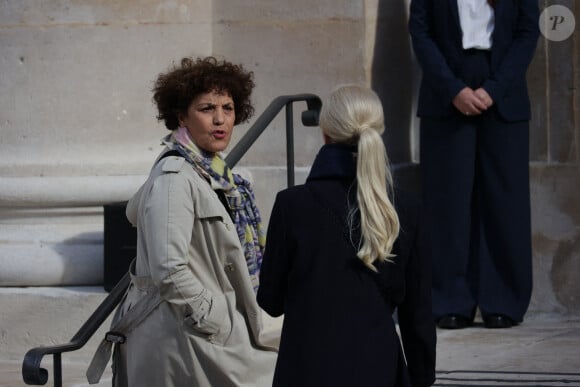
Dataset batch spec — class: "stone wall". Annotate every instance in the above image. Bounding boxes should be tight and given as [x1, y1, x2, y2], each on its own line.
[0, 0, 384, 286]
[527, 0, 580, 315]
[0, 0, 213, 286]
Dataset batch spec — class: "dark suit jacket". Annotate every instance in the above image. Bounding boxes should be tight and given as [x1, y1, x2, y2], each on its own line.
[408, 0, 539, 121]
[257, 144, 436, 387]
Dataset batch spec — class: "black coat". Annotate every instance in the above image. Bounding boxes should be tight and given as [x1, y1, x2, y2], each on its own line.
[257, 144, 436, 387]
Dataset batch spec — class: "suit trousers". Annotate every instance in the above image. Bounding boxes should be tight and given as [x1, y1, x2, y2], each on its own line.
[420, 50, 533, 323]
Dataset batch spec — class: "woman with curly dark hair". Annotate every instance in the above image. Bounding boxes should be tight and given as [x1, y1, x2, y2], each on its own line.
[88, 57, 276, 386]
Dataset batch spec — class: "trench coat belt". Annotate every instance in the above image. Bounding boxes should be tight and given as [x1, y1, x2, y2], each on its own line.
[86, 260, 163, 384]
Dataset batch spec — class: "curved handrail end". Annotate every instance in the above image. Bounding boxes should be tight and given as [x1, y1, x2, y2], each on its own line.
[22, 347, 49, 385]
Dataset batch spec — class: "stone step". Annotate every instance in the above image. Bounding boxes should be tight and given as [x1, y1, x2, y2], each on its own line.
[0, 287, 111, 361]
[0, 285, 283, 386]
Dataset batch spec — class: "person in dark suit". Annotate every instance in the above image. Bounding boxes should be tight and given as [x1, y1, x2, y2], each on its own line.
[257, 85, 436, 387]
[408, 0, 540, 329]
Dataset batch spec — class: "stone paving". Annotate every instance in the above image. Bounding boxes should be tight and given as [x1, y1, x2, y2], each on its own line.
[2, 314, 579, 387]
[432, 314, 580, 386]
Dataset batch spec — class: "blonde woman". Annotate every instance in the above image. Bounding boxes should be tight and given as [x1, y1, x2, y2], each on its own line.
[257, 85, 436, 387]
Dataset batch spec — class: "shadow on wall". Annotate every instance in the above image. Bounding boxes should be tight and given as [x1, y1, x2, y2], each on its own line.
[371, 0, 421, 194]
[54, 231, 104, 286]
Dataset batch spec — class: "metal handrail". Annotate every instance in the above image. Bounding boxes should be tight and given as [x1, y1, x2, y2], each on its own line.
[225, 93, 321, 186]
[21, 93, 322, 386]
[22, 273, 130, 385]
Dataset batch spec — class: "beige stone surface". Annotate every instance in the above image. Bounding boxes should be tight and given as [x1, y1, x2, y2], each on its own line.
[0, 287, 111, 361]
[1, 0, 212, 177]
[435, 315, 580, 374]
[214, 0, 368, 167]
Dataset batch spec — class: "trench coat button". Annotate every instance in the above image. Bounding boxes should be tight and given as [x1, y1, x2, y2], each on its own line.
[225, 223, 231, 230]
[208, 334, 216, 343]
[225, 263, 235, 272]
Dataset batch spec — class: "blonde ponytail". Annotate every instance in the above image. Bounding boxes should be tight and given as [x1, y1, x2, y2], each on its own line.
[319, 84, 400, 271]
[356, 127, 399, 271]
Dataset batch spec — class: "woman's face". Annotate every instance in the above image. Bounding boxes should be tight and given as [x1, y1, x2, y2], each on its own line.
[179, 90, 235, 153]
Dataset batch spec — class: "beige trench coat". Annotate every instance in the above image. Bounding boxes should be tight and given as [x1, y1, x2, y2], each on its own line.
[113, 154, 276, 386]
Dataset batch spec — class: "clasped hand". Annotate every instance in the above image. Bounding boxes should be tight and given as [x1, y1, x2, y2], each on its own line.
[453, 87, 493, 116]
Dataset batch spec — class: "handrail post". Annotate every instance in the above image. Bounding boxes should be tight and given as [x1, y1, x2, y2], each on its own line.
[285, 102, 295, 187]
[54, 353, 62, 387]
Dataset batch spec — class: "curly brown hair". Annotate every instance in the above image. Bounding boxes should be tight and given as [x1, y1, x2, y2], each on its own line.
[152, 56, 255, 130]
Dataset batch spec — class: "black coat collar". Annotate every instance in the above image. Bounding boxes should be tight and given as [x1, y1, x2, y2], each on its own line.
[307, 143, 357, 181]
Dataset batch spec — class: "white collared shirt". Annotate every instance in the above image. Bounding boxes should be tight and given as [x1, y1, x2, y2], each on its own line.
[457, 0, 495, 49]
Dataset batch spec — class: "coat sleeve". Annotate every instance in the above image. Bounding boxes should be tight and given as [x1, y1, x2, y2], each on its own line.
[143, 165, 223, 336]
[408, 0, 466, 104]
[397, 203, 437, 387]
[257, 192, 292, 317]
